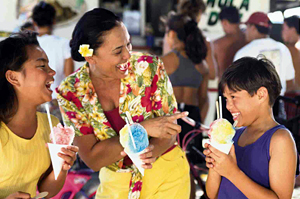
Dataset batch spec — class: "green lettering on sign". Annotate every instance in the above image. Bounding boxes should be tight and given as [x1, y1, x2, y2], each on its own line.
[207, 0, 215, 7]
[208, 11, 219, 25]
[240, 0, 249, 11]
[218, 0, 228, 8]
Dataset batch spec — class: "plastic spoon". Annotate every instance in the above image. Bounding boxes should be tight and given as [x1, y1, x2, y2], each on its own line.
[33, 192, 48, 199]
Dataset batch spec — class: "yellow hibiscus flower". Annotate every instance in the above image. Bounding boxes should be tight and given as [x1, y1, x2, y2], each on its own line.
[76, 82, 89, 96]
[60, 80, 73, 91]
[78, 44, 93, 57]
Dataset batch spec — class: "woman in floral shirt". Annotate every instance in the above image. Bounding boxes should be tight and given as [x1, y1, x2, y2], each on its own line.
[56, 8, 190, 199]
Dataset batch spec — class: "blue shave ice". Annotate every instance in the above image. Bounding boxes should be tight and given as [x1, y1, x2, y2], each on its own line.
[128, 123, 149, 153]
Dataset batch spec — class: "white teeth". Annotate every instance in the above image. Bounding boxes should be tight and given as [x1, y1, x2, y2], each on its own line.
[117, 62, 129, 71]
[46, 81, 53, 86]
[232, 112, 240, 120]
[232, 113, 240, 117]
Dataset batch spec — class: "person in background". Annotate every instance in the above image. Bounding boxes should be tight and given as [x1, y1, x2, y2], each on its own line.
[213, 6, 246, 80]
[32, 1, 74, 100]
[176, 0, 206, 26]
[163, 0, 217, 81]
[205, 57, 298, 199]
[0, 31, 78, 199]
[161, 13, 208, 199]
[56, 8, 190, 199]
[234, 12, 295, 96]
[282, 15, 300, 92]
[20, 21, 35, 32]
[213, 6, 247, 124]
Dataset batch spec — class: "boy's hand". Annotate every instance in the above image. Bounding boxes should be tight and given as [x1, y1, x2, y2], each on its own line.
[207, 144, 239, 179]
[58, 145, 79, 171]
[5, 192, 31, 199]
[203, 143, 215, 168]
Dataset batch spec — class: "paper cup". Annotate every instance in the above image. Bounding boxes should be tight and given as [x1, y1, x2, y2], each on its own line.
[48, 143, 68, 180]
[125, 148, 146, 176]
[203, 140, 233, 154]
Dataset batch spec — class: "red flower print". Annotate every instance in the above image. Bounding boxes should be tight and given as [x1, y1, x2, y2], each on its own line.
[173, 107, 177, 114]
[79, 125, 94, 135]
[132, 115, 144, 123]
[141, 75, 162, 112]
[126, 84, 132, 94]
[132, 181, 142, 192]
[65, 111, 77, 120]
[137, 55, 153, 63]
[63, 91, 83, 109]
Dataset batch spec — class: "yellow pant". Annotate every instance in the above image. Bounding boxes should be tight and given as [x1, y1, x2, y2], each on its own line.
[96, 146, 190, 199]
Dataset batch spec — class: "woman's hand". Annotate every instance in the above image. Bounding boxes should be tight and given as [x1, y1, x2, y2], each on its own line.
[140, 112, 189, 138]
[139, 145, 155, 169]
[4, 192, 30, 199]
[120, 145, 155, 169]
[206, 144, 239, 179]
[58, 145, 79, 171]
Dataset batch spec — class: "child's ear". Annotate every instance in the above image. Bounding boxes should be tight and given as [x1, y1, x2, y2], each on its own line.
[257, 87, 268, 101]
[5, 70, 21, 87]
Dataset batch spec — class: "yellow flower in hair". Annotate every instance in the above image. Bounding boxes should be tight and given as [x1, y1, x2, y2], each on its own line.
[78, 44, 94, 57]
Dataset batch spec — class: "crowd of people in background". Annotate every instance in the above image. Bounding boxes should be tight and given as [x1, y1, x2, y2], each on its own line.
[0, 0, 299, 198]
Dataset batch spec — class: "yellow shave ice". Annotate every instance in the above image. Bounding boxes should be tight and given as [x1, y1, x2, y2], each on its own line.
[207, 118, 236, 154]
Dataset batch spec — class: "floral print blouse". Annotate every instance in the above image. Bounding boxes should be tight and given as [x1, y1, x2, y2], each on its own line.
[56, 52, 177, 198]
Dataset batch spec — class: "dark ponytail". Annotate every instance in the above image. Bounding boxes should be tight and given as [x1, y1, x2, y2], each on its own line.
[184, 20, 207, 64]
[0, 31, 39, 124]
[167, 14, 207, 64]
[70, 8, 122, 62]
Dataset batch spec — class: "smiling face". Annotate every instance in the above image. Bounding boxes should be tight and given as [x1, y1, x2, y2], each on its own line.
[88, 22, 132, 79]
[223, 85, 260, 127]
[15, 45, 55, 105]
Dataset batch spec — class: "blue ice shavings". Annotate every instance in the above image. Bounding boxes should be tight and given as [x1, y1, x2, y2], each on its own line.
[128, 123, 149, 153]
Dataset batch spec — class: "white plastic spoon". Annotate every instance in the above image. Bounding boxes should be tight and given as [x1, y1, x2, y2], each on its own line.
[33, 192, 48, 199]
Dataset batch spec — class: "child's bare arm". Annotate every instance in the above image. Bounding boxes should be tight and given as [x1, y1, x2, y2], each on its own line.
[204, 143, 221, 198]
[38, 146, 79, 198]
[206, 169, 221, 199]
[269, 129, 297, 199]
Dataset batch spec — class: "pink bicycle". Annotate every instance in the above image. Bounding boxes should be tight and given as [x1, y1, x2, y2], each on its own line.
[179, 116, 210, 199]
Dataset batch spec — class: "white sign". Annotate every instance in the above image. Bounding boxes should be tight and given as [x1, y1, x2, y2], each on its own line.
[199, 0, 270, 39]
